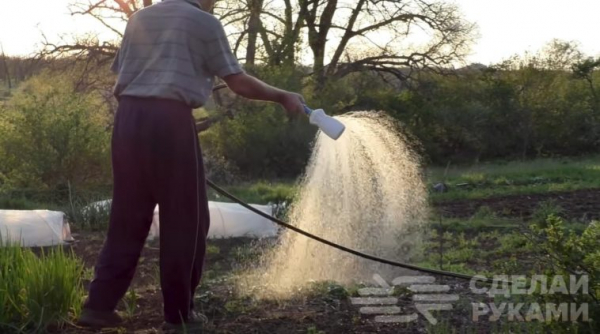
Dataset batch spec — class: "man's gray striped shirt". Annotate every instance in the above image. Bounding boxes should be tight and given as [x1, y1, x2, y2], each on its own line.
[111, 0, 243, 108]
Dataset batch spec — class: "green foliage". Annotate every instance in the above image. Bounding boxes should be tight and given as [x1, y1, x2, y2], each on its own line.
[0, 196, 40, 210]
[471, 205, 497, 220]
[355, 50, 600, 164]
[64, 192, 111, 231]
[531, 200, 564, 225]
[201, 65, 315, 179]
[122, 289, 139, 319]
[211, 181, 296, 204]
[0, 241, 84, 333]
[305, 281, 348, 300]
[528, 216, 600, 333]
[0, 71, 111, 191]
[201, 103, 315, 179]
[429, 156, 600, 201]
[306, 326, 326, 334]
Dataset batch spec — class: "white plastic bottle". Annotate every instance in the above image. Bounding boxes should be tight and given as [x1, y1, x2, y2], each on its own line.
[303, 106, 346, 140]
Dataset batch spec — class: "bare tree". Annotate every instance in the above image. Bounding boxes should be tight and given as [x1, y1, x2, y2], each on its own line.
[45, 0, 475, 102]
[1, 44, 12, 90]
[216, 0, 309, 67]
[219, 0, 474, 89]
[573, 57, 600, 108]
[541, 39, 583, 71]
[39, 0, 154, 62]
[303, 0, 475, 88]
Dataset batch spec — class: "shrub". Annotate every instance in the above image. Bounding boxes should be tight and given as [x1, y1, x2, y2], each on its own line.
[0, 71, 111, 192]
[528, 215, 600, 333]
[201, 104, 315, 179]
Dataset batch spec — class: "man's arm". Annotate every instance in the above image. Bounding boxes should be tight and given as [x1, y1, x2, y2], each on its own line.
[222, 72, 305, 115]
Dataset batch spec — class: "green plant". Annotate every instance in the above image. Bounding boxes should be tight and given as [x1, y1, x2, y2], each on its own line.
[82, 267, 94, 281]
[65, 195, 111, 231]
[0, 71, 111, 191]
[305, 281, 348, 300]
[531, 200, 564, 225]
[527, 215, 600, 333]
[0, 195, 40, 210]
[122, 289, 139, 318]
[207, 244, 220, 255]
[471, 206, 497, 220]
[306, 326, 326, 334]
[0, 240, 84, 333]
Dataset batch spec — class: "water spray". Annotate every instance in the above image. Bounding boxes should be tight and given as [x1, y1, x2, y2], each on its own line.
[303, 106, 346, 140]
[206, 87, 508, 287]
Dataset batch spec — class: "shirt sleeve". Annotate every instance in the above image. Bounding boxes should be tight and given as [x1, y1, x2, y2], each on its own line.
[111, 16, 135, 75]
[110, 49, 120, 74]
[205, 22, 244, 78]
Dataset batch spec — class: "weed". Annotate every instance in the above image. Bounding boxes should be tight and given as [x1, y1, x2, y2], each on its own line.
[531, 200, 564, 225]
[306, 326, 326, 334]
[122, 289, 139, 318]
[471, 206, 497, 220]
[207, 244, 220, 255]
[82, 267, 95, 281]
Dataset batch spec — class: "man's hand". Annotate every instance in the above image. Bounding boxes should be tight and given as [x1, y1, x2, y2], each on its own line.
[223, 73, 306, 116]
[278, 91, 305, 116]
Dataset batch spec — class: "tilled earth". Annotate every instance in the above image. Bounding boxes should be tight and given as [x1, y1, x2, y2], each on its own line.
[60, 189, 599, 333]
[436, 188, 600, 221]
[62, 232, 496, 334]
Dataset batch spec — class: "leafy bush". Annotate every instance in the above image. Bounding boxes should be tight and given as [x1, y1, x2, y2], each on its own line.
[0, 241, 84, 333]
[528, 215, 600, 333]
[0, 71, 111, 191]
[201, 103, 315, 179]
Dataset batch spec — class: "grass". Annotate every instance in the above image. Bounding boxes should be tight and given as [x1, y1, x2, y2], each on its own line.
[4, 156, 600, 223]
[0, 239, 84, 334]
[208, 180, 297, 205]
[428, 155, 600, 202]
[207, 156, 600, 206]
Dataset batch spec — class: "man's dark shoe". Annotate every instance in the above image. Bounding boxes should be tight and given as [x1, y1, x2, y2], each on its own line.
[77, 308, 123, 328]
[162, 310, 208, 334]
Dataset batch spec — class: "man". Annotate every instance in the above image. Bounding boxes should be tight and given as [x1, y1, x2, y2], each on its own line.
[77, 0, 304, 332]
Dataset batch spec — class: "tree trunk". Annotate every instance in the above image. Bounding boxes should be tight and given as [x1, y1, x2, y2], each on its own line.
[305, 0, 337, 90]
[311, 45, 325, 88]
[0, 44, 11, 90]
[245, 0, 263, 66]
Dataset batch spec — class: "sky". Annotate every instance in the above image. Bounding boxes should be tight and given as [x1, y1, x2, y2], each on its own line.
[0, 0, 599, 65]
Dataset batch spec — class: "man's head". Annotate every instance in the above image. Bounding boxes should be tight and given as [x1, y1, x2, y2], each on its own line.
[196, 0, 216, 12]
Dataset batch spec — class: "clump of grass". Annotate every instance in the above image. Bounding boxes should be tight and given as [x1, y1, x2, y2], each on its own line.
[209, 181, 296, 205]
[305, 281, 348, 300]
[64, 196, 111, 231]
[531, 200, 564, 225]
[428, 155, 600, 202]
[306, 326, 326, 334]
[0, 196, 40, 210]
[122, 289, 139, 318]
[206, 244, 220, 255]
[471, 205, 497, 220]
[0, 239, 84, 333]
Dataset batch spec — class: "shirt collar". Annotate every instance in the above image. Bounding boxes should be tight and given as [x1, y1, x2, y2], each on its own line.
[164, 0, 201, 10]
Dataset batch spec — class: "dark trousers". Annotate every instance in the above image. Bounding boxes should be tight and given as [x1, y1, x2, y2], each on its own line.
[84, 96, 210, 324]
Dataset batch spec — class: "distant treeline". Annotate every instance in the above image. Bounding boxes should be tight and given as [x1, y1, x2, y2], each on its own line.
[0, 56, 49, 90]
[1, 43, 599, 190]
